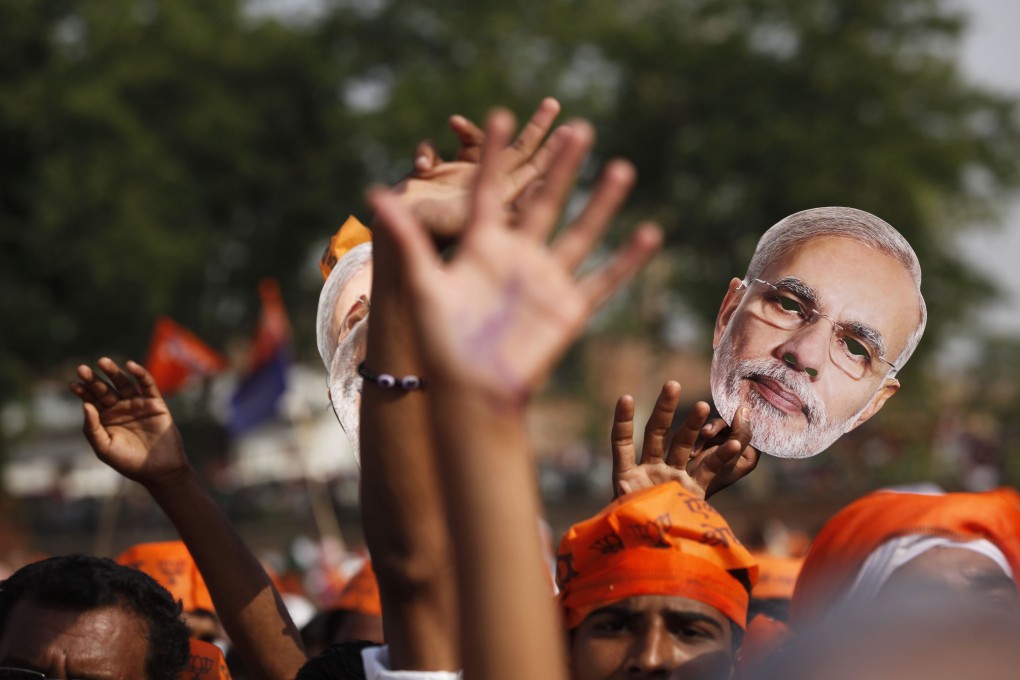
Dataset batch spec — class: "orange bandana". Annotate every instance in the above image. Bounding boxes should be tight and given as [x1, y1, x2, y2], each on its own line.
[116, 541, 214, 614]
[182, 639, 232, 679]
[556, 483, 757, 630]
[330, 560, 382, 617]
[791, 488, 1020, 627]
[751, 552, 803, 601]
[319, 216, 372, 280]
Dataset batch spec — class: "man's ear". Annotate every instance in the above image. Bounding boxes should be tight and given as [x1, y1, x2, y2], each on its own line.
[847, 378, 900, 431]
[713, 278, 746, 348]
[338, 296, 370, 343]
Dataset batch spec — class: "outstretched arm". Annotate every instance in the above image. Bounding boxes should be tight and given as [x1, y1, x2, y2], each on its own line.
[358, 98, 563, 671]
[369, 109, 661, 680]
[70, 358, 305, 680]
[611, 381, 758, 499]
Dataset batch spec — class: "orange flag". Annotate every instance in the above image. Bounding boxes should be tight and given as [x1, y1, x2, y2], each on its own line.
[145, 317, 227, 397]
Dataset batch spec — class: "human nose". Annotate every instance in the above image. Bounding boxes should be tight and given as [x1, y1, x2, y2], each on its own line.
[774, 316, 836, 378]
[626, 622, 682, 677]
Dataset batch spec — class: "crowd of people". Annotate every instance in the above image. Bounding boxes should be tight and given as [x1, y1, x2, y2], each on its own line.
[2, 98, 1018, 679]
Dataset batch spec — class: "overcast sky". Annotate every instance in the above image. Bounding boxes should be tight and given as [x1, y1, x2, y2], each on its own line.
[955, 0, 1020, 335]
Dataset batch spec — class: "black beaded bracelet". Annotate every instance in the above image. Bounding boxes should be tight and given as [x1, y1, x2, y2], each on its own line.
[358, 362, 427, 391]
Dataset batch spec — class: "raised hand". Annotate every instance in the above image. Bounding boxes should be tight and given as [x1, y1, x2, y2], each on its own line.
[368, 109, 661, 403]
[611, 381, 758, 499]
[389, 97, 564, 241]
[69, 357, 190, 488]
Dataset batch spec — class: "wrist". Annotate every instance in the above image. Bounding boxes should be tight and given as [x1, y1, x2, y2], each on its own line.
[143, 464, 202, 500]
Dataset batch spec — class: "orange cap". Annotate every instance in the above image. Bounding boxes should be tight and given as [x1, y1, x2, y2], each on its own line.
[751, 553, 804, 601]
[182, 639, 232, 679]
[116, 541, 214, 614]
[791, 488, 1020, 627]
[556, 483, 757, 630]
[319, 216, 372, 280]
[330, 560, 382, 617]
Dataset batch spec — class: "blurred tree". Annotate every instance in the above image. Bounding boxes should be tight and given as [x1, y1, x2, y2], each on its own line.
[0, 0, 363, 399]
[1, 0, 1017, 405]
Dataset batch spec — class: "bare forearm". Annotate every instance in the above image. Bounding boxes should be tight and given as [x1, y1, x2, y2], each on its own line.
[360, 231, 458, 670]
[429, 386, 568, 680]
[147, 468, 306, 680]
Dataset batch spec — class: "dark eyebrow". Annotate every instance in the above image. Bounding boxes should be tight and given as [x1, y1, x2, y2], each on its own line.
[663, 610, 726, 632]
[588, 604, 724, 632]
[771, 277, 819, 307]
[840, 320, 888, 359]
[773, 277, 888, 358]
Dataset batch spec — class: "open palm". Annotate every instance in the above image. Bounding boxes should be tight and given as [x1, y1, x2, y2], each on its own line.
[370, 110, 661, 402]
[70, 358, 189, 486]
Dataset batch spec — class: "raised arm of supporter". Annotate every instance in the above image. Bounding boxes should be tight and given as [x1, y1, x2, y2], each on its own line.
[611, 380, 758, 499]
[368, 109, 662, 680]
[69, 358, 305, 680]
[391, 97, 563, 242]
[359, 97, 563, 672]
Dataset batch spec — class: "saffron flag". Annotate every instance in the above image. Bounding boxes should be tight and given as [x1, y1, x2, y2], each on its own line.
[145, 317, 227, 397]
[228, 279, 292, 435]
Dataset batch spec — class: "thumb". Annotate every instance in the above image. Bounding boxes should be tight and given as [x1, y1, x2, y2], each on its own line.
[82, 403, 113, 456]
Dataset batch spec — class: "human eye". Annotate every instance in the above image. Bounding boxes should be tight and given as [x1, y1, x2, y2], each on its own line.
[589, 613, 630, 634]
[671, 621, 718, 643]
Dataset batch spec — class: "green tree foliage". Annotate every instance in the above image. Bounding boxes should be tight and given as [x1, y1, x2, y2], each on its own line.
[0, 0, 363, 396]
[1, 0, 1017, 401]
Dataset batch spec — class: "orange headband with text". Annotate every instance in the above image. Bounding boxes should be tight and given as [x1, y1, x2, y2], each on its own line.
[556, 483, 757, 630]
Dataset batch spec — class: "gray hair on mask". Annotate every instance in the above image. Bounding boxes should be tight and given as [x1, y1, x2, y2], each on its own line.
[743, 207, 927, 371]
[315, 242, 373, 371]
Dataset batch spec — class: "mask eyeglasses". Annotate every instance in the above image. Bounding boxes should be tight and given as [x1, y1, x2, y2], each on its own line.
[736, 278, 898, 379]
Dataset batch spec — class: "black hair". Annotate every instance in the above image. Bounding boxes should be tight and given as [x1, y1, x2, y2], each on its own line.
[0, 554, 189, 680]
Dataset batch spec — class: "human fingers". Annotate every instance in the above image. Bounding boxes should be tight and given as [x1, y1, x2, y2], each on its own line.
[124, 360, 164, 401]
[551, 159, 636, 271]
[639, 382, 681, 466]
[367, 187, 442, 292]
[507, 125, 569, 204]
[76, 364, 119, 407]
[666, 401, 712, 469]
[464, 109, 517, 239]
[81, 402, 112, 455]
[692, 408, 752, 487]
[413, 139, 442, 174]
[517, 121, 593, 242]
[699, 417, 727, 444]
[578, 223, 662, 308]
[450, 114, 486, 162]
[611, 395, 638, 496]
[98, 357, 139, 399]
[68, 381, 98, 406]
[502, 97, 561, 167]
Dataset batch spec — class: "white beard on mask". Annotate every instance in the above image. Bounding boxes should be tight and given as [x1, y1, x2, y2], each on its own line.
[710, 333, 870, 459]
[327, 317, 369, 462]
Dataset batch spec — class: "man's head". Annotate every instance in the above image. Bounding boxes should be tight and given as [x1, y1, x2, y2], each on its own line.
[556, 483, 757, 680]
[0, 554, 189, 679]
[710, 207, 926, 458]
[316, 217, 373, 459]
[790, 488, 1020, 627]
[116, 540, 219, 642]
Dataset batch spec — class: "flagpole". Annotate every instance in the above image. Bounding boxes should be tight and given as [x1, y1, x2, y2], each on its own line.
[93, 476, 126, 556]
[290, 402, 346, 556]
